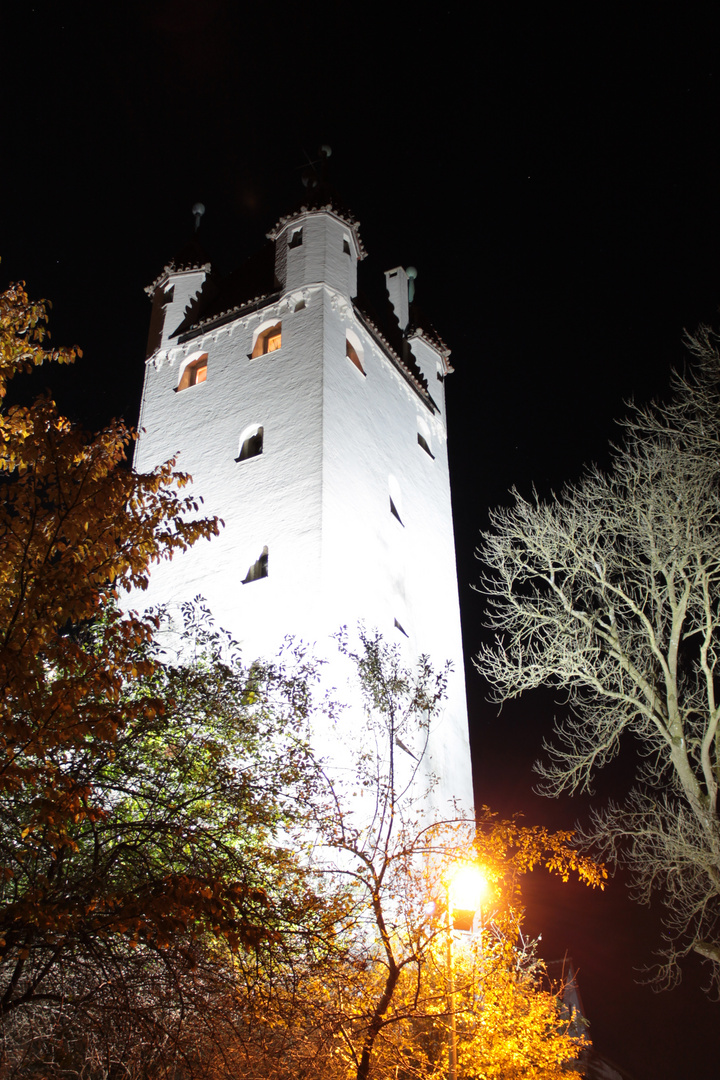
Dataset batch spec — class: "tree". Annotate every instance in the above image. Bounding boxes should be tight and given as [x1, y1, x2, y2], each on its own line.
[0, 605, 344, 1078]
[0, 278, 220, 805]
[0, 277, 602, 1076]
[475, 333, 720, 991]
[0, 280, 342, 1076]
[450, 933, 586, 1080]
[261, 630, 602, 1080]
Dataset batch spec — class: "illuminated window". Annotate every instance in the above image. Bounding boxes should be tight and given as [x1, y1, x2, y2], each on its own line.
[288, 228, 303, 248]
[242, 546, 268, 584]
[252, 323, 282, 358]
[177, 354, 208, 391]
[346, 330, 365, 375]
[237, 425, 264, 462]
[417, 432, 435, 459]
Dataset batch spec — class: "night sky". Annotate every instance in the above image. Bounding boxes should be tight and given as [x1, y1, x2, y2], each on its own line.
[4, 4, 720, 1076]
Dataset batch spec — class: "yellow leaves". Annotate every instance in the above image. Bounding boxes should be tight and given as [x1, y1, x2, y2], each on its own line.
[469, 808, 607, 901]
[0, 278, 222, 806]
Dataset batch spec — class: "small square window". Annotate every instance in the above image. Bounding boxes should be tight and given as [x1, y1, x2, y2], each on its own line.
[252, 323, 282, 358]
[177, 355, 208, 391]
[289, 228, 303, 249]
[237, 426, 264, 462]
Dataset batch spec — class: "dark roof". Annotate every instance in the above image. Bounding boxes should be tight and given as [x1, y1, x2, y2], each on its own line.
[354, 264, 435, 404]
[156, 203, 449, 409]
[407, 304, 452, 371]
[173, 244, 279, 338]
[267, 181, 367, 259]
[145, 236, 212, 296]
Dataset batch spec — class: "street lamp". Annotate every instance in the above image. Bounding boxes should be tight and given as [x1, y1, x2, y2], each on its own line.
[445, 864, 490, 1080]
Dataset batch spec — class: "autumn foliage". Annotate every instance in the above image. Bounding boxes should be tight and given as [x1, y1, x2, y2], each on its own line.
[0, 282, 287, 1038]
[0, 279, 602, 1079]
[0, 280, 219, 782]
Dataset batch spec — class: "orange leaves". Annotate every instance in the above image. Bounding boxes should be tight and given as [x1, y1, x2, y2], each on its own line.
[0, 282, 78, 402]
[469, 807, 607, 909]
[0, 275, 341, 1060]
[0, 279, 221, 804]
[0, 278, 245, 1000]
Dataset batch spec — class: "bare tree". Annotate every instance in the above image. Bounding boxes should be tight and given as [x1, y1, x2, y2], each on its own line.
[475, 336, 720, 991]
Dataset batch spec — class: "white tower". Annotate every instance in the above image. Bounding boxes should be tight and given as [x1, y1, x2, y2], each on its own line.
[134, 192, 473, 812]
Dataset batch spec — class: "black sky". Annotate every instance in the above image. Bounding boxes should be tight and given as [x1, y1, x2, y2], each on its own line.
[4, 4, 720, 1076]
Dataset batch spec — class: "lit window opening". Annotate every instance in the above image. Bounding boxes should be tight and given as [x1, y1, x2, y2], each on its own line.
[177, 354, 209, 391]
[251, 323, 282, 358]
[346, 330, 365, 375]
[346, 339, 364, 374]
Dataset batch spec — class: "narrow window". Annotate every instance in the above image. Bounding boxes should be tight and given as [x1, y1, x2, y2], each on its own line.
[389, 475, 403, 525]
[289, 228, 303, 249]
[417, 432, 435, 459]
[237, 425, 264, 462]
[251, 323, 282, 358]
[242, 546, 268, 584]
[346, 330, 365, 375]
[390, 497, 403, 525]
[346, 338, 364, 374]
[343, 237, 351, 256]
[177, 353, 208, 391]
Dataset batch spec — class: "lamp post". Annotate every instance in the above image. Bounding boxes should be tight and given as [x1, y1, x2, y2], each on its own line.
[445, 864, 489, 1080]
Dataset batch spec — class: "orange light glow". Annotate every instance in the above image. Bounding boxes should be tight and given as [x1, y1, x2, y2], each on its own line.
[448, 864, 490, 913]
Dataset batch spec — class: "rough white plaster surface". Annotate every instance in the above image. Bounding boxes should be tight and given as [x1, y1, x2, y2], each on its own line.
[132, 209, 474, 816]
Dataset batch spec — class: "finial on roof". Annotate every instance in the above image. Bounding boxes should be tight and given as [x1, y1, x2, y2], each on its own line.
[192, 202, 206, 232]
[301, 144, 332, 190]
[406, 266, 418, 303]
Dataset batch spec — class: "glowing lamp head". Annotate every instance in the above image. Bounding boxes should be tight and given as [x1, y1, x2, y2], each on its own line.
[448, 864, 490, 913]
